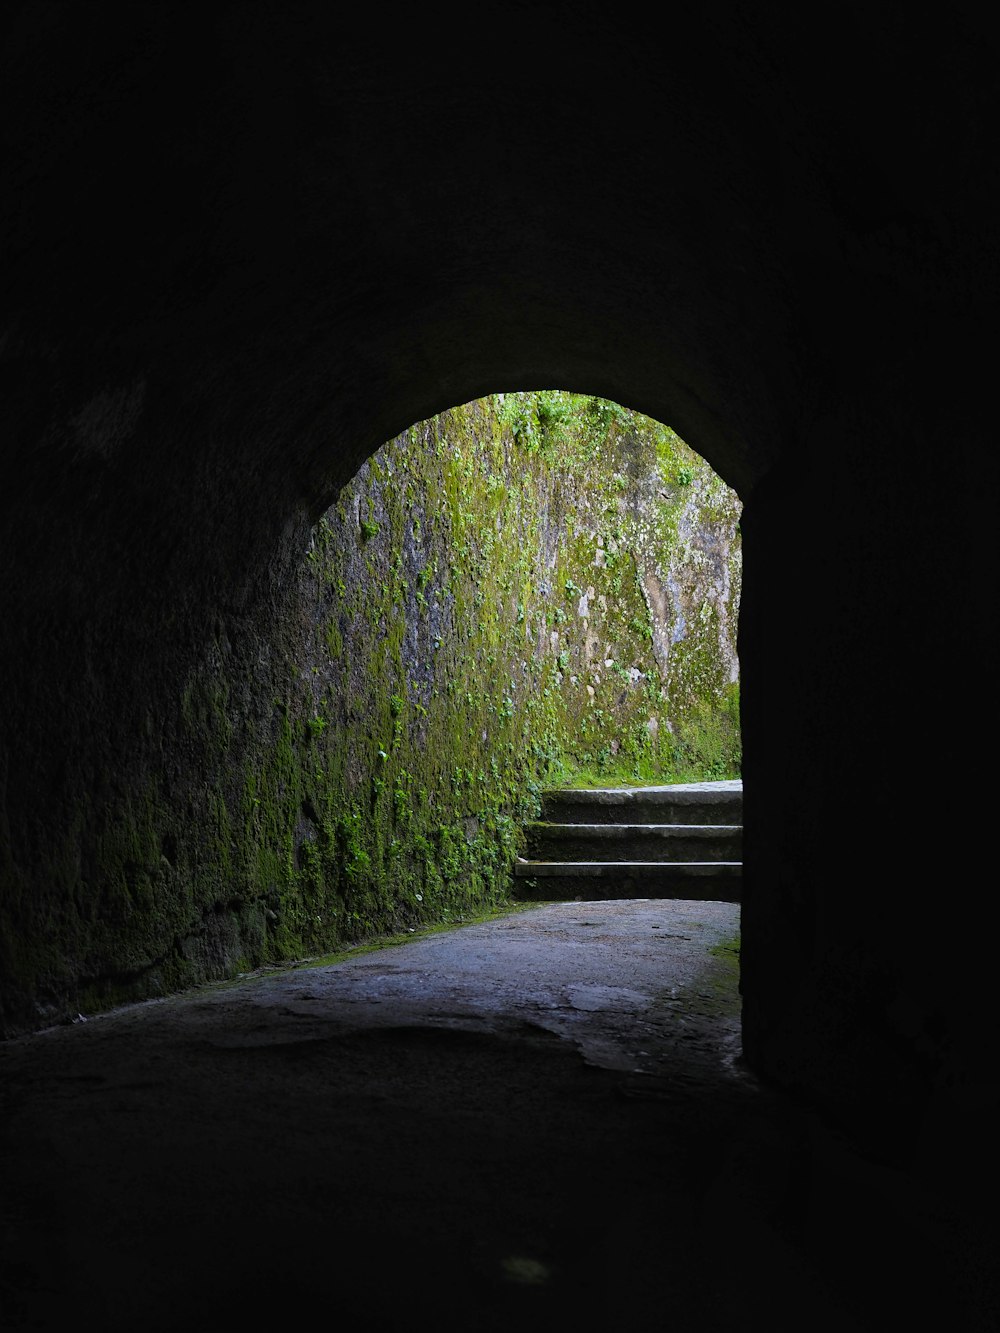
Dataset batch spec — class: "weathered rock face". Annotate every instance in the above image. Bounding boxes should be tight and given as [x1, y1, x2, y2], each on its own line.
[301, 394, 740, 900]
[332, 396, 742, 781]
[0, 4, 995, 1163]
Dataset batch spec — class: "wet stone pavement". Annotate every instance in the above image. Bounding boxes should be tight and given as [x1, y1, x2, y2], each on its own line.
[0, 899, 992, 1331]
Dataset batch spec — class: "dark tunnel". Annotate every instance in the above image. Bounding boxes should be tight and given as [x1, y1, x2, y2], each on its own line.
[1, 3, 997, 1327]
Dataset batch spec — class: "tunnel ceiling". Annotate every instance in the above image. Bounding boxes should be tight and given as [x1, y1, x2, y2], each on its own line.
[4, 1, 993, 523]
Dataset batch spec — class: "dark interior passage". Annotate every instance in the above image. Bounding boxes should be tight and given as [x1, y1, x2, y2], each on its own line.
[1, 5, 997, 1326]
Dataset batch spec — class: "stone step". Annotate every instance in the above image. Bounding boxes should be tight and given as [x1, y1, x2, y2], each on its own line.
[524, 822, 742, 863]
[513, 860, 742, 903]
[513, 780, 743, 903]
[540, 780, 743, 826]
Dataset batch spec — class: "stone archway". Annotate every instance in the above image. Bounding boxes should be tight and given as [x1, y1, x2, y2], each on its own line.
[1, 3, 995, 1168]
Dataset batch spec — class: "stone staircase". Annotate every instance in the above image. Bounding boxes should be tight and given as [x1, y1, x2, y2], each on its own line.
[513, 779, 742, 902]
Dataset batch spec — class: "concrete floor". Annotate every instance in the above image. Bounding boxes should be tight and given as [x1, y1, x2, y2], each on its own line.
[0, 899, 993, 1331]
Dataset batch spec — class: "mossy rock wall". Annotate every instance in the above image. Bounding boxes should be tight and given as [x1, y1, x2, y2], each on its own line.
[0, 393, 739, 1032]
[221, 391, 741, 967]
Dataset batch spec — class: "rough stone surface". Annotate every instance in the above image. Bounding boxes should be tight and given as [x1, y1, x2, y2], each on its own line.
[1, 900, 993, 1331]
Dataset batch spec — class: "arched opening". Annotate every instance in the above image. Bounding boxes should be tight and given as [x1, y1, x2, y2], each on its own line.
[2, 13, 996, 1326]
[286, 389, 742, 939]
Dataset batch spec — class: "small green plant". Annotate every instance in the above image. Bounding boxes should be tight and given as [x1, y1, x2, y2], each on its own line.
[393, 779, 411, 823]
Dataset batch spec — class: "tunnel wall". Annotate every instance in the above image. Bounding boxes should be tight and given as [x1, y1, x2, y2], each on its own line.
[739, 345, 996, 1155]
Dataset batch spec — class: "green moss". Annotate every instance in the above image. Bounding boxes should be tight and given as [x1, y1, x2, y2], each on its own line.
[5, 391, 740, 1032]
[701, 930, 742, 1015]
